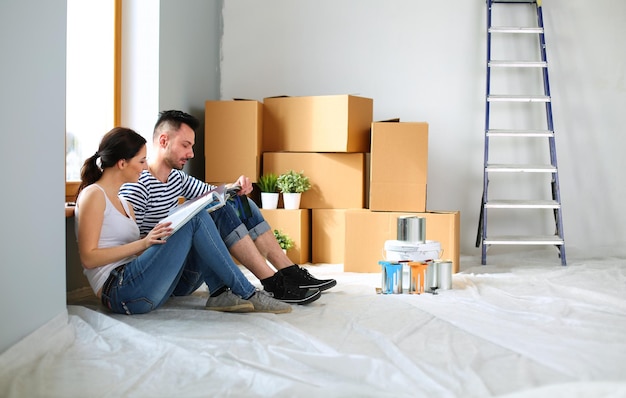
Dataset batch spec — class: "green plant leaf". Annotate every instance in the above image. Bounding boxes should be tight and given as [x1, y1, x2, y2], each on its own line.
[276, 170, 311, 193]
[257, 173, 278, 192]
[273, 229, 294, 250]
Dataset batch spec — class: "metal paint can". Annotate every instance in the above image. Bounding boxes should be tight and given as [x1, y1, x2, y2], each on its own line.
[424, 260, 438, 292]
[378, 261, 403, 294]
[408, 262, 429, 294]
[435, 260, 453, 290]
[397, 216, 426, 243]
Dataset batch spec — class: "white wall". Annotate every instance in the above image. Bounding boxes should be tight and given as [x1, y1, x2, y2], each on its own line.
[120, 0, 160, 157]
[0, 0, 67, 353]
[219, 0, 626, 255]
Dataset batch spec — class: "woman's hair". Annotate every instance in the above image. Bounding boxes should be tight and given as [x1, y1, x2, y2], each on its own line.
[77, 127, 147, 196]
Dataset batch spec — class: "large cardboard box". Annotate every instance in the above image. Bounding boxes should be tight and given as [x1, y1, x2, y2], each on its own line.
[260, 209, 310, 264]
[369, 121, 428, 212]
[263, 95, 373, 152]
[344, 210, 460, 274]
[312, 209, 347, 264]
[205, 100, 263, 183]
[263, 152, 366, 209]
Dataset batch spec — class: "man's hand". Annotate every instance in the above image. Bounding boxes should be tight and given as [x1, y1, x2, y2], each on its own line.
[232, 175, 253, 195]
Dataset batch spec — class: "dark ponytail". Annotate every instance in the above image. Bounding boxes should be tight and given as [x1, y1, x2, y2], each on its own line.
[77, 127, 147, 196]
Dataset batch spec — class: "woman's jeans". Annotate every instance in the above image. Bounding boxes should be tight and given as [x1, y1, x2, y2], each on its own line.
[211, 196, 271, 248]
[101, 209, 256, 315]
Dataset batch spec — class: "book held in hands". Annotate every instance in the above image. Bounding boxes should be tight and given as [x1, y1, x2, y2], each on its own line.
[158, 185, 228, 240]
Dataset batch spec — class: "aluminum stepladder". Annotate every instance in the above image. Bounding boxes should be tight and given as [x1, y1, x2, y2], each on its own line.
[476, 0, 566, 265]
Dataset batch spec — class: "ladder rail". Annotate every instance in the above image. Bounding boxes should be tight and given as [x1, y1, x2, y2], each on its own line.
[479, 0, 495, 264]
[536, 3, 566, 265]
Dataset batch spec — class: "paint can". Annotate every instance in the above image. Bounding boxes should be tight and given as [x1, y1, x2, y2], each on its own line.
[397, 216, 426, 243]
[378, 261, 403, 294]
[434, 260, 453, 290]
[424, 260, 439, 292]
[408, 261, 429, 294]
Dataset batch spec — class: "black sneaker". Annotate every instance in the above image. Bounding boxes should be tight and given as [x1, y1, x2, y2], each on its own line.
[278, 265, 337, 292]
[261, 273, 321, 305]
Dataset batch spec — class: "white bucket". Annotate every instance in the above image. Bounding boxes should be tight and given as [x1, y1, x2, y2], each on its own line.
[383, 240, 442, 293]
[383, 239, 442, 262]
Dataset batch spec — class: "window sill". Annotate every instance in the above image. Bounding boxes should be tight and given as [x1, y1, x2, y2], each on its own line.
[66, 181, 79, 218]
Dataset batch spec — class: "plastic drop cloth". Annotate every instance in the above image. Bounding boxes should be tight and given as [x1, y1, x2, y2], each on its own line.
[2, 248, 626, 397]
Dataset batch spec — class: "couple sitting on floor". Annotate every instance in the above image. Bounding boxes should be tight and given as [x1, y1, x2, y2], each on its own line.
[74, 110, 335, 316]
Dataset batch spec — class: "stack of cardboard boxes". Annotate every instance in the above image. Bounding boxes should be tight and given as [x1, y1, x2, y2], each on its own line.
[204, 95, 460, 273]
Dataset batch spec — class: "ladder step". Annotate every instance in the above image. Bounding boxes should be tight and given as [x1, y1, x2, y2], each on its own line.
[487, 129, 553, 137]
[489, 60, 547, 68]
[484, 235, 564, 245]
[489, 27, 544, 34]
[486, 163, 556, 173]
[485, 200, 560, 209]
[488, 95, 550, 102]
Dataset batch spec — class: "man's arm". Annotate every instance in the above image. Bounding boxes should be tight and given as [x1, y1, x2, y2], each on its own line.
[179, 171, 215, 199]
[119, 182, 149, 229]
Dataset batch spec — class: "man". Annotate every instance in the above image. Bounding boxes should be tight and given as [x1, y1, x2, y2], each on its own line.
[120, 110, 336, 306]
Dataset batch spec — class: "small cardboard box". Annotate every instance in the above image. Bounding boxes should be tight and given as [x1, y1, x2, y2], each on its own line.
[205, 100, 263, 183]
[312, 209, 347, 264]
[344, 209, 460, 274]
[369, 121, 428, 212]
[263, 152, 366, 209]
[260, 209, 311, 264]
[263, 95, 373, 152]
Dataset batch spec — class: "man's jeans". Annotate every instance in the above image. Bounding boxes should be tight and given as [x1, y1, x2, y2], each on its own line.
[211, 196, 271, 248]
[101, 209, 256, 315]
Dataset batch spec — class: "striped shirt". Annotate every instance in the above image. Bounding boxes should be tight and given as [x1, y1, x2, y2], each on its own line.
[119, 169, 216, 236]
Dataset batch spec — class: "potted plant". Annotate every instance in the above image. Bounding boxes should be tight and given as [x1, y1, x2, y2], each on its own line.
[273, 229, 294, 252]
[257, 173, 279, 209]
[277, 170, 311, 209]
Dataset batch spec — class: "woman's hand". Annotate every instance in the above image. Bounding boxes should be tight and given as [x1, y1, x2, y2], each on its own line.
[144, 221, 173, 248]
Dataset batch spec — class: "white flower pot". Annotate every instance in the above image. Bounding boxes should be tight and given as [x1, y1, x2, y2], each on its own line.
[260, 192, 279, 209]
[282, 192, 302, 210]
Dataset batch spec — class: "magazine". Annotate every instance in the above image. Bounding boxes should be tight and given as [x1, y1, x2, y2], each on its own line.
[158, 185, 229, 240]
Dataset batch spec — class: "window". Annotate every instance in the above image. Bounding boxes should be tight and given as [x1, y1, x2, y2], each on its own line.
[66, 0, 120, 182]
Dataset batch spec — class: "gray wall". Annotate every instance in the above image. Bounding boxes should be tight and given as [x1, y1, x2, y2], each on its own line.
[0, 0, 67, 353]
[120, 0, 222, 180]
[158, 0, 223, 180]
[219, 0, 626, 254]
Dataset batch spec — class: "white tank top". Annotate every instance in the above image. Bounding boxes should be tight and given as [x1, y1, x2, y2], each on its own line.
[75, 184, 140, 294]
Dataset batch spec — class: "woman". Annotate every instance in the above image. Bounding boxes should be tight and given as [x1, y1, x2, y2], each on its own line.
[75, 127, 291, 314]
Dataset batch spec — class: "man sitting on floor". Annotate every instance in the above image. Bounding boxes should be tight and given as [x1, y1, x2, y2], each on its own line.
[120, 110, 336, 306]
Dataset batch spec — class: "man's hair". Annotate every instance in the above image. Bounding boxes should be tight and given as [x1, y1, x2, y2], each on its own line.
[153, 110, 200, 139]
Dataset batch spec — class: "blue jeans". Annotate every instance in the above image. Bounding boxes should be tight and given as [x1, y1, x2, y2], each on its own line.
[210, 196, 270, 248]
[102, 209, 256, 315]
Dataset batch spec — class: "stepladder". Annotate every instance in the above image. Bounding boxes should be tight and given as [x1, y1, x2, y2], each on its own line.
[477, 0, 566, 265]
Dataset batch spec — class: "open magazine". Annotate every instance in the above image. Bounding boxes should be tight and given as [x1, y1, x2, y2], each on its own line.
[158, 185, 235, 240]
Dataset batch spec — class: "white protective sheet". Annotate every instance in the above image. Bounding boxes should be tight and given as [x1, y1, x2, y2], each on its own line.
[2, 248, 626, 397]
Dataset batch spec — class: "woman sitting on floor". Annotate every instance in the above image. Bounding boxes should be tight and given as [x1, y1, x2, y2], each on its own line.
[74, 127, 291, 315]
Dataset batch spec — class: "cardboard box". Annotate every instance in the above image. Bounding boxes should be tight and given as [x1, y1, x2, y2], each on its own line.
[344, 210, 460, 274]
[263, 95, 373, 152]
[205, 100, 263, 183]
[369, 121, 428, 212]
[312, 209, 347, 264]
[260, 209, 311, 264]
[263, 152, 366, 209]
